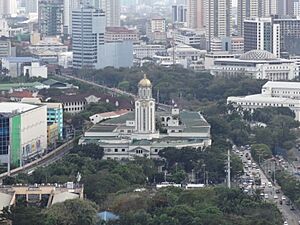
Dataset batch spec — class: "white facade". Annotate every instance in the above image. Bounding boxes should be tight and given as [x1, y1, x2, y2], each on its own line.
[2, 57, 47, 78]
[262, 81, 300, 99]
[20, 104, 47, 161]
[23, 62, 48, 78]
[187, 0, 204, 30]
[150, 17, 166, 33]
[211, 50, 299, 80]
[204, 51, 235, 70]
[174, 28, 205, 46]
[0, 19, 9, 37]
[227, 94, 300, 121]
[72, 7, 106, 69]
[133, 44, 166, 59]
[0, 38, 11, 57]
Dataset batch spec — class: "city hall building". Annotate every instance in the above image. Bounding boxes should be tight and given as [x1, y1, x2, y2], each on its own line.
[79, 76, 211, 160]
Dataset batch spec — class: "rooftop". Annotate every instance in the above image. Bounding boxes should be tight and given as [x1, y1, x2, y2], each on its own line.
[3, 57, 39, 63]
[239, 50, 277, 61]
[0, 82, 46, 91]
[263, 81, 300, 89]
[0, 102, 39, 114]
[228, 94, 300, 104]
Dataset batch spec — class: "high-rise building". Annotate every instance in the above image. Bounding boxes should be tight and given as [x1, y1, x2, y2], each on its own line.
[274, 17, 300, 55]
[244, 17, 280, 57]
[237, 0, 269, 36]
[205, 0, 232, 51]
[63, 0, 81, 35]
[72, 6, 106, 69]
[0, 0, 17, 17]
[99, 0, 121, 27]
[187, 0, 204, 30]
[26, 0, 38, 14]
[172, 4, 187, 23]
[38, 0, 64, 37]
[277, 0, 295, 16]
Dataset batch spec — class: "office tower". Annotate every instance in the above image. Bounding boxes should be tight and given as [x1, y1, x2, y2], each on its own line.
[277, 0, 295, 16]
[38, 0, 64, 37]
[244, 18, 280, 57]
[99, 0, 121, 27]
[205, 0, 232, 51]
[274, 17, 300, 55]
[26, 0, 38, 14]
[172, 4, 187, 23]
[0, 0, 17, 17]
[72, 6, 106, 69]
[63, 0, 81, 35]
[187, 0, 204, 30]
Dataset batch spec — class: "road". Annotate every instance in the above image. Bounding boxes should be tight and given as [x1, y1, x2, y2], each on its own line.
[235, 147, 300, 225]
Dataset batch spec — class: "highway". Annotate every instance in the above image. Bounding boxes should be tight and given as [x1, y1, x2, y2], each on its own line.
[0, 138, 76, 182]
[235, 147, 300, 225]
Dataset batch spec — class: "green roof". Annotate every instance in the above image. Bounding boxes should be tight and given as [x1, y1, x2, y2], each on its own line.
[102, 112, 135, 124]
[43, 79, 64, 86]
[88, 124, 118, 132]
[0, 82, 45, 91]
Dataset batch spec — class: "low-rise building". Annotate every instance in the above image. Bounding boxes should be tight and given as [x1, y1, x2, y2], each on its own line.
[29, 37, 68, 54]
[0, 183, 83, 209]
[174, 28, 206, 47]
[204, 51, 235, 70]
[227, 81, 300, 121]
[0, 102, 47, 167]
[47, 123, 59, 147]
[0, 37, 12, 57]
[210, 50, 299, 80]
[1, 57, 47, 78]
[105, 27, 139, 43]
[133, 43, 166, 59]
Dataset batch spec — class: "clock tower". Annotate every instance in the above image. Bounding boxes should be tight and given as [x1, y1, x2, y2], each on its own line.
[135, 74, 156, 134]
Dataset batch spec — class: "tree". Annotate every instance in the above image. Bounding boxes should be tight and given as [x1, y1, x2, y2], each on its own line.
[44, 199, 98, 225]
[251, 144, 272, 163]
[0, 205, 44, 225]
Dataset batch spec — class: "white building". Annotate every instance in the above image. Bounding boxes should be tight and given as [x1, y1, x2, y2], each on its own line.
[0, 37, 12, 58]
[186, 0, 204, 30]
[0, 18, 9, 37]
[133, 44, 166, 59]
[227, 81, 300, 121]
[105, 27, 139, 43]
[72, 7, 106, 69]
[262, 81, 300, 99]
[174, 28, 206, 47]
[210, 50, 299, 80]
[79, 76, 212, 160]
[0, 102, 47, 166]
[1, 57, 47, 78]
[204, 51, 235, 70]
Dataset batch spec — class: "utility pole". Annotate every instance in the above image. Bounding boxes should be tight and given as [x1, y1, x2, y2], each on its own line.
[227, 149, 231, 188]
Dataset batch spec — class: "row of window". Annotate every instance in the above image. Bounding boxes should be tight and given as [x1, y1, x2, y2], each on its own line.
[105, 148, 159, 153]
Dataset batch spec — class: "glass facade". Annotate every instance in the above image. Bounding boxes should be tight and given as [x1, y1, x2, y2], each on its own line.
[0, 115, 9, 155]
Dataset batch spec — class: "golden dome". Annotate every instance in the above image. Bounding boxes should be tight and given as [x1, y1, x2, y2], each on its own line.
[138, 74, 152, 87]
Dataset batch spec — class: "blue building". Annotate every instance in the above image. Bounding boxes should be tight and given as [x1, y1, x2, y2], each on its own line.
[46, 103, 63, 139]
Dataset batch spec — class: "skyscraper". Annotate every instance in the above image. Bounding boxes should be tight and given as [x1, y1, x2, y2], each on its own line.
[38, 0, 64, 37]
[244, 17, 280, 57]
[26, 0, 38, 14]
[63, 0, 81, 35]
[0, 0, 17, 17]
[172, 4, 187, 23]
[187, 0, 205, 30]
[277, 0, 295, 16]
[205, 0, 232, 50]
[72, 6, 106, 69]
[99, 0, 121, 27]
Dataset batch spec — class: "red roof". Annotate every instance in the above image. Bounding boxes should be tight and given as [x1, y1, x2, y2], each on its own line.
[8, 90, 34, 98]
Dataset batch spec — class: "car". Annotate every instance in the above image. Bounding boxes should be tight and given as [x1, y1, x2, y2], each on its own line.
[284, 221, 288, 225]
[264, 194, 269, 199]
[275, 189, 280, 194]
[290, 205, 295, 210]
[274, 195, 278, 199]
[286, 200, 291, 206]
[279, 200, 283, 205]
[268, 182, 272, 188]
[282, 196, 286, 201]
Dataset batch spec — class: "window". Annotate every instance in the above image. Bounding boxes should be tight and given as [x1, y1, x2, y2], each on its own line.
[114, 149, 118, 152]
[122, 149, 125, 152]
